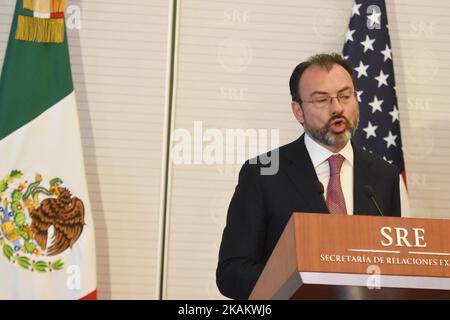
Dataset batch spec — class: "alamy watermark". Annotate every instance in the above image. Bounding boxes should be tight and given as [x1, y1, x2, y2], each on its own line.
[171, 121, 280, 175]
[66, 4, 81, 30]
[66, 265, 81, 290]
[366, 264, 381, 290]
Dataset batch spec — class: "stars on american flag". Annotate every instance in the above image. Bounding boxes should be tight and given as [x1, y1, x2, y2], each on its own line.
[389, 106, 399, 122]
[356, 90, 363, 102]
[383, 131, 398, 148]
[374, 69, 389, 87]
[363, 121, 378, 139]
[368, 96, 383, 113]
[354, 61, 369, 78]
[343, 0, 406, 174]
[360, 35, 375, 52]
[346, 29, 356, 42]
[381, 44, 392, 61]
[352, 3, 362, 16]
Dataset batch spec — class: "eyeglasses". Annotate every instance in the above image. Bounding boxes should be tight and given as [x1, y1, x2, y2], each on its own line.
[299, 91, 357, 108]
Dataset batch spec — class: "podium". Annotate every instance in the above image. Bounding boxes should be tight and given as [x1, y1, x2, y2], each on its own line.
[249, 213, 450, 299]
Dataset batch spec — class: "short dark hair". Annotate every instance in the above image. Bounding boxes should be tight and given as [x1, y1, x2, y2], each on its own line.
[289, 53, 356, 103]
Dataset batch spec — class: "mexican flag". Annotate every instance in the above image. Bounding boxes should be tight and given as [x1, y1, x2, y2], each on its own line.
[0, 0, 97, 299]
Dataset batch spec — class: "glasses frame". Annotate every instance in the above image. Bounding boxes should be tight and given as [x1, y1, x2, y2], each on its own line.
[299, 91, 357, 108]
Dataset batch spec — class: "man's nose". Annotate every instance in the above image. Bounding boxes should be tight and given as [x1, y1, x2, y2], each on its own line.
[329, 96, 344, 115]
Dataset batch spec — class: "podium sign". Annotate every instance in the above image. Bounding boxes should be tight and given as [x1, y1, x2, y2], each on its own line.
[249, 213, 450, 300]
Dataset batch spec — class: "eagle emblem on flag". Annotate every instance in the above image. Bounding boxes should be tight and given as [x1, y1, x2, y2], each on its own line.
[0, 170, 85, 272]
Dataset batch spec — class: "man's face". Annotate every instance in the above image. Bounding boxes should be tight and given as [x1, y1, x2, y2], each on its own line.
[292, 64, 359, 151]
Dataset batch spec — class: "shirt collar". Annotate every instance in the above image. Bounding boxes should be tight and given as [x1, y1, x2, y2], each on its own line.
[304, 133, 354, 168]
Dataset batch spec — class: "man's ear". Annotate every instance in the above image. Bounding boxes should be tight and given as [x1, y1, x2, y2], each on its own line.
[291, 101, 304, 125]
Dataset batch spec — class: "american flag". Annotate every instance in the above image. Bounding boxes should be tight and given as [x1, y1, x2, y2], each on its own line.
[343, 0, 407, 186]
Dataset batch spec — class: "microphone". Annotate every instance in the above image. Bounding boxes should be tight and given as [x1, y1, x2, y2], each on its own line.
[364, 185, 384, 216]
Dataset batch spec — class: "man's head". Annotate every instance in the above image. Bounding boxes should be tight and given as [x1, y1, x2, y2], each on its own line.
[289, 53, 359, 152]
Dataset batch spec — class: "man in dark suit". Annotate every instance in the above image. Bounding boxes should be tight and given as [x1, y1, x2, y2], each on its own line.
[216, 53, 401, 300]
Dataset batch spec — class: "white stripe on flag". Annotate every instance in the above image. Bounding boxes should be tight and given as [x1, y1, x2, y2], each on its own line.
[0, 92, 96, 300]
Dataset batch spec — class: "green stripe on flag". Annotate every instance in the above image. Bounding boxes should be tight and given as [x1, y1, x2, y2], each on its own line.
[0, 0, 73, 140]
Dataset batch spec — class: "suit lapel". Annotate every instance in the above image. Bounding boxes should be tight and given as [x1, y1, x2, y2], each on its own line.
[282, 136, 380, 215]
[353, 145, 378, 216]
[282, 135, 329, 214]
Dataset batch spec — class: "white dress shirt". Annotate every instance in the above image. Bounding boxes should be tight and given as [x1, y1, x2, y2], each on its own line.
[304, 133, 354, 215]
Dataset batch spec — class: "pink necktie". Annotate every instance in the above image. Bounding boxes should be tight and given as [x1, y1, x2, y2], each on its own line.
[326, 154, 347, 214]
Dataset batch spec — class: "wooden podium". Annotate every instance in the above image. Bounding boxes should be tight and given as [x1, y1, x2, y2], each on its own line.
[249, 213, 450, 300]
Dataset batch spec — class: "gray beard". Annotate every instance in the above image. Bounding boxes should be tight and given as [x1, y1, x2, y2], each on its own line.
[304, 115, 359, 148]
